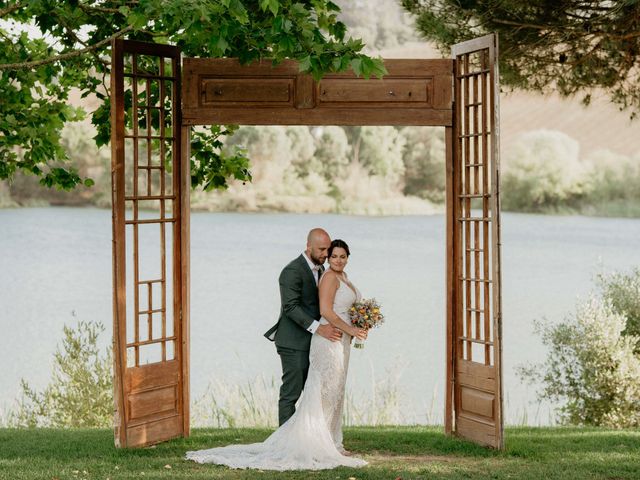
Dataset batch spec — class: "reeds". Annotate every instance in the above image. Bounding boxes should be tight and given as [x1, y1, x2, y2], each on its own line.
[191, 371, 440, 428]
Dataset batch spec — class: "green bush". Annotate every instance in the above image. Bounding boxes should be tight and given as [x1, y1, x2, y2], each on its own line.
[501, 130, 590, 212]
[401, 127, 445, 202]
[598, 268, 640, 349]
[518, 272, 640, 428]
[581, 150, 640, 216]
[9, 320, 112, 428]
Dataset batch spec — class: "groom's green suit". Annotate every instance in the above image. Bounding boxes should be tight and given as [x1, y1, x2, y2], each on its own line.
[264, 254, 322, 425]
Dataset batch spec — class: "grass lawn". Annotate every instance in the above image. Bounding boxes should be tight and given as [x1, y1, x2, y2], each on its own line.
[1, 426, 639, 479]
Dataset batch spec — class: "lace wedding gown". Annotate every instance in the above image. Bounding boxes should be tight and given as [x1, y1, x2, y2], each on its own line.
[185, 278, 367, 471]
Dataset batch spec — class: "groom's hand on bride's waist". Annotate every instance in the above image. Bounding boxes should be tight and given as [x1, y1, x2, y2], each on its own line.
[316, 324, 342, 342]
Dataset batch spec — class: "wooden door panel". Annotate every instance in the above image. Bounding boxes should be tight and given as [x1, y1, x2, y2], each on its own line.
[317, 78, 432, 104]
[111, 39, 187, 448]
[127, 384, 178, 421]
[456, 415, 498, 446]
[449, 33, 503, 449]
[202, 78, 294, 105]
[181, 58, 453, 125]
[127, 415, 184, 447]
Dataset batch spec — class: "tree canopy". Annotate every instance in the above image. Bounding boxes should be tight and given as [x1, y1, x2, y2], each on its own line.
[0, 0, 386, 190]
[402, 0, 640, 117]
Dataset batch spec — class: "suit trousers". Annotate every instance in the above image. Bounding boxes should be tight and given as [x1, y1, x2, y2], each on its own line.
[276, 345, 310, 426]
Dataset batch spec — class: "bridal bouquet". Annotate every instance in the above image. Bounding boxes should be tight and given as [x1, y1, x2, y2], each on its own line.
[348, 298, 384, 349]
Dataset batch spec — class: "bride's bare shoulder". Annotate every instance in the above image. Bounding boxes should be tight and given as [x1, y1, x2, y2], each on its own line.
[319, 269, 339, 288]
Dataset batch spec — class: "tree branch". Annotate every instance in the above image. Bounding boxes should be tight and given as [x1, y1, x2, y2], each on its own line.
[77, 4, 122, 15]
[493, 18, 640, 42]
[0, 2, 24, 17]
[491, 18, 551, 30]
[78, 1, 140, 15]
[53, 11, 110, 68]
[0, 25, 133, 70]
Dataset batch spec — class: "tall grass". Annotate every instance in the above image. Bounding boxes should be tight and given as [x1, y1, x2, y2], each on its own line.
[191, 372, 418, 428]
[190, 373, 549, 428]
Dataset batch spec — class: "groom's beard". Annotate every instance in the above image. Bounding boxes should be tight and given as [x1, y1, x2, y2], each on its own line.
[310, 252, 325, 265]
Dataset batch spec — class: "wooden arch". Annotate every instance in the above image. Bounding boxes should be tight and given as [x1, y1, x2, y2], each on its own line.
[110, 34, 503, 449]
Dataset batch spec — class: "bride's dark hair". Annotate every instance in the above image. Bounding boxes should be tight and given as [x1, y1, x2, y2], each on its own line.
[328, 239, 350, 257]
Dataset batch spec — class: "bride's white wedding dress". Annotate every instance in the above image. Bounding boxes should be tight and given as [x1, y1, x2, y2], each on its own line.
[185, 277, 367, 471]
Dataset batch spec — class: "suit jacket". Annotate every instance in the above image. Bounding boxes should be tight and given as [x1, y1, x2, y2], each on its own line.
[264, 254, 321, 351]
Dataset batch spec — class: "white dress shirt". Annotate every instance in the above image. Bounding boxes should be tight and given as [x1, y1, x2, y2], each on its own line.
[302, 251, 322, 334]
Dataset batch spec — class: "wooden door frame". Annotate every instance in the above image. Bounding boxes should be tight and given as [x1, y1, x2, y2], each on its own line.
[450, 34, 503, 448]
[111, 34, 502, 449]
[111, 39, 190, 447]
[179, 53, 462, 433]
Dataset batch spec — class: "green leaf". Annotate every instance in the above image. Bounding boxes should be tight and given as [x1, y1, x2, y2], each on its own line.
[260, 0, 279, 15]
[350, 57, 362, 77]
[298, 55, 311, 73]
[217, 36, 229, 52]
[127, 11, 148, 30]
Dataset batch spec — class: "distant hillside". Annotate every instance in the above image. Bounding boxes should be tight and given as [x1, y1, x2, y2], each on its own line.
[377, 42, 640, 157]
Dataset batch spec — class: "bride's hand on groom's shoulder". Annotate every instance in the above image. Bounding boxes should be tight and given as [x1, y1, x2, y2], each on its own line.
[316, 323, 342, 342]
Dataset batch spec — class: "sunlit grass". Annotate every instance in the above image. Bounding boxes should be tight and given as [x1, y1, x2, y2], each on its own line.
[1, 426, 639, 479]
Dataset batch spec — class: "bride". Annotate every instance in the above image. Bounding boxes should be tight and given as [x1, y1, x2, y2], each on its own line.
[185, 239, 368, 470]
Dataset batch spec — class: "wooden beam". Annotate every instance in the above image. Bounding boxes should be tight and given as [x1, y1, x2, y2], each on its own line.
[182, 107, 452, 126]
[110, 38, 128, 448]
[444, 125, 454, 436]
[489, 34, 504, 451]
[180, 125, 191, 438]
[182, 58, 454, 126]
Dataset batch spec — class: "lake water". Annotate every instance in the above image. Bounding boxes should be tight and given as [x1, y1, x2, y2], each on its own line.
[2, 207, 640, 425]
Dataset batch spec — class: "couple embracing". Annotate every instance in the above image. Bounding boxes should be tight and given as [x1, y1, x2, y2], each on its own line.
[186, 228, 369, 470]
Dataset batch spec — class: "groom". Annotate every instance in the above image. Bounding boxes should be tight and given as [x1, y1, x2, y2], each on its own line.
[264, 228, 342, 425]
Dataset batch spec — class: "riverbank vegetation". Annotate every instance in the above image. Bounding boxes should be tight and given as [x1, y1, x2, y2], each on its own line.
[3, 122, 640, 217]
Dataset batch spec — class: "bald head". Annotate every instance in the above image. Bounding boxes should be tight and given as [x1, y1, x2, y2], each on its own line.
[307, 228, 330, 245]
[306, 228, 331, 266]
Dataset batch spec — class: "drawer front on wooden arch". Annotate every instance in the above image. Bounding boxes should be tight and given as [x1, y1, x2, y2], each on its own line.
[318, 78, 433, 107]
[201, 77, 294, 106]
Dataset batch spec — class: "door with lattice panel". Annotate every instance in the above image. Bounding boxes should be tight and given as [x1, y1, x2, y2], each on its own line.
[447, 33, 504, 449]
[110, 39, 189, 448]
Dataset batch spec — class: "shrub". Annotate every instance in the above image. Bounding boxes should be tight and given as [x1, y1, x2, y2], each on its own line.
[518, 294, 640, 428]
[598, 268, 640, 349]
[9, 320, 112, 428]
[401, 126, 445, 202]
[311, 126, 351, 183]
[501, 130, 591, 212]
[580, 150, 640, 216]
[357, 126, 406, 188]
